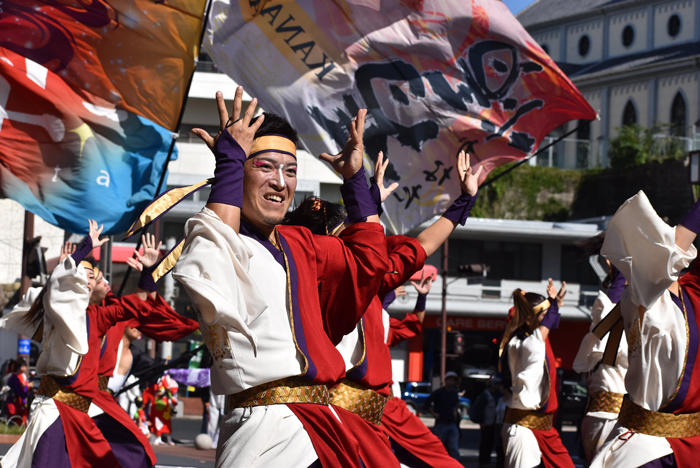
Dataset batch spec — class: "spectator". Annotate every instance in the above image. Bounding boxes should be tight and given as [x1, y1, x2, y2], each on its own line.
[471, 376, 501, 467]
[6, 359, 32, 425]
[424, 371, 461, 460]
[494, 379, 507, 468]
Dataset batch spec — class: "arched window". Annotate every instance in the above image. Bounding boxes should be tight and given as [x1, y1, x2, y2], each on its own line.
[579, 35, 590, 57]
[622, 25, 634, 47]
[622, 100, 637, 126]
[671, 92, 686, 137]
[668, 14, 681, 37]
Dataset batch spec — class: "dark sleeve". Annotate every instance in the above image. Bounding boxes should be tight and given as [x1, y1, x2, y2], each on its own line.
[93, 293, 151, 336]
[129, 345, 157, 381]
[137, 295, 200, 342]
[315, 222, 389, 344]
[424, 391, 435, 411]
[379, 236, 426, 298]
[386, 314, 423, 347]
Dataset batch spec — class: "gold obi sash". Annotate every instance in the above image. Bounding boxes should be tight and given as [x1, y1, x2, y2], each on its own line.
[329, 379, 390, 426]
[98, 375, 110, 393]
[227, 376, 330, 410]
[618, 396, 700, 438]
[38, 375, 92, 414]
[587, 391, 625, 415]
[504, 407, 553, 431]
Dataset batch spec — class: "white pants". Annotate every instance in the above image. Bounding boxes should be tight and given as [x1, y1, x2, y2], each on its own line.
[1, 396, 60, 468]
[216, 404, 318, 468]
[590, 423, 673, 468]
[503, 423, 541, 468]
[581, 414, 618, 463]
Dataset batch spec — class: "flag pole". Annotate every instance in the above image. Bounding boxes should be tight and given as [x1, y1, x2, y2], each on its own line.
[116, 0, 214, 297]
[480, 120, 592, 188]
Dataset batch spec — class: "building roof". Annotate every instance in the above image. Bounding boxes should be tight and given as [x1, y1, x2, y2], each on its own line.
[516, 0, 628, 29]
[566, 42, 700, 82]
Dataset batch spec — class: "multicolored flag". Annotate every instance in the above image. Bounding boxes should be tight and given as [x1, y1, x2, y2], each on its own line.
[205, 0, 596, 233]
[0, 0, 208, 235]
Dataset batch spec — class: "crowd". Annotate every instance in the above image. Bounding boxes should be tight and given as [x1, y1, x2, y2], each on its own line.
[0, 85, 698, 468]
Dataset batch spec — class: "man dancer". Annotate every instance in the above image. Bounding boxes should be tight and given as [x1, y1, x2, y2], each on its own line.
[591, 191, 700, 467]
[171, 87, 389, 468]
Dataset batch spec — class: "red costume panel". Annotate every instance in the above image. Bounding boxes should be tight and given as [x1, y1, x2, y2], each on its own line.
[386, 314, 423, 347]
[381, 397, 462, 468]
[333, 406, 399, 468]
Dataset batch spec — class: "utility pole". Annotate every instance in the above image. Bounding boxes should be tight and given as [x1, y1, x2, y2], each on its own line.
[440, 239, 448, 384]
[18, 212, 34, 364]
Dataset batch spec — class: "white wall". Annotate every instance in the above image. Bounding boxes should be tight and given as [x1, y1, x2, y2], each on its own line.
[582, 90, 603, 167]
[533, 29, 561, 62]
[609, 81, 650, 135]
[0, 199, 64, 284]
[654, 0, 696, 49]
[608, 9, 649, 58]
[657, 73, 699, 129]
[566, 19, 604, 64]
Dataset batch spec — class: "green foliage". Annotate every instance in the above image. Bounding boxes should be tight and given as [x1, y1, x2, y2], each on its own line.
[473, 163, 583, 220]
[609, 124, 687, 169]
[0, 422, 26, 435]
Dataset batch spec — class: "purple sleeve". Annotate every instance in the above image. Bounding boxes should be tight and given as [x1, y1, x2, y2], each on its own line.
[340, 166, 378, 223]
[607, 266, 626, 303]
[442, 191, 478, 226]
[207, 131, 246, 207]
[679, 198, 700, 234]
[381, 290, 396, 310]
[138, 265, 158, 292]
[539, 299, 560, 331]
[369, 176, 384, 218]
[71, 236, 93, 264]
[415, 293, 427, 311]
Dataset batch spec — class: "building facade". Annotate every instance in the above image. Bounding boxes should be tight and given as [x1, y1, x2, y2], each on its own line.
[518, 0, 700, 169]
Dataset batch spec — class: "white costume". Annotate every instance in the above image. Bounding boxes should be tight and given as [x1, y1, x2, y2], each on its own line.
[591, 191, 697, 468]
[1, 258, 90, 468]
[502, 328, 549, 468]
[173, 209, 317, 468]
[573, 291, 628, 461]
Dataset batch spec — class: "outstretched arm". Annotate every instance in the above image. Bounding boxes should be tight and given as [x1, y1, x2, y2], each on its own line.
[537, 278, 566, 341]
[416, 151, 482, 257]
[126, 233, 163, 300]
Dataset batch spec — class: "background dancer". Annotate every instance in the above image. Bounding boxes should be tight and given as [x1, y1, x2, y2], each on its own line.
[572, 233, 628, 463]
[501, 280, 575, 468]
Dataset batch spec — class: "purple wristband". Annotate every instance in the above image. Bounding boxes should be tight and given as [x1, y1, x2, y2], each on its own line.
[539, 299, 561, 331]
[207, 131, 246, 207]
[679, 198, 700, 234]
[443, 191, 478, 226]
[415, 293, 427, 311]
[138, 266, 158, 292]
[71, 236, 93, 264]
[341, 166, 377, 223]
[382, 290, 397, 310]
[369, 177, 384, 218]
[607, 266, 626, 304]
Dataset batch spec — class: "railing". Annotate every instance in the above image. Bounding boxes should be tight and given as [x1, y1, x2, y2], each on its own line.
[195, 60, 225, 74]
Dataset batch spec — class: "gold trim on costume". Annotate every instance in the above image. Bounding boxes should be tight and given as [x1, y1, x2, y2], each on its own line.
[124, 179, 211, 240]
[618, 396, 700, 438]
[227, 376, 329, 409]
[152, 238, 186, 283]
[249, 135, 297, 158]
[504, 407, 553, 431]
[38, 375, 92, 413]
[329, 379, 389, 426]
[661, 287, 690, 411]
[587, 392, 624, 414]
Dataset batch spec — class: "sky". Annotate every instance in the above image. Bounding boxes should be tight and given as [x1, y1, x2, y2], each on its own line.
[503, 0, 537, 15]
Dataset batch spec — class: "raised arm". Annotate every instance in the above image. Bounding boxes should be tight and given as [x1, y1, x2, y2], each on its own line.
[416, 151, 482, 257]
[536, 278, 566, 342]
[320, 109, 380, 225]
[192, 87, 265, 233]
[386, 274, 432, 346]
[677, 197, 700, 252]
[126, 233, 163, 300]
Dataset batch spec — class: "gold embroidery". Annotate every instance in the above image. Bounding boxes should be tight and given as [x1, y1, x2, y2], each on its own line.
[619, 396, 700, 438]
[504, 407, 553, 431]
[196, 310, 232, 366]
[227, 376, 329, 409]
[98, 374, 110, 393]
[587, 392, 624, 414]
[38, 375, 92, 413]
[329, 380, 389, 426]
